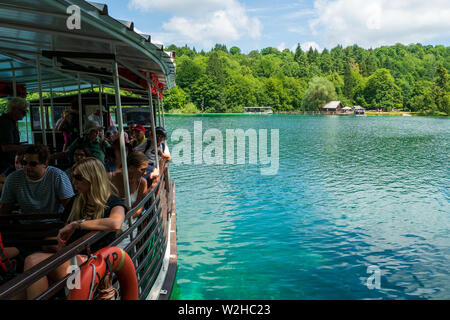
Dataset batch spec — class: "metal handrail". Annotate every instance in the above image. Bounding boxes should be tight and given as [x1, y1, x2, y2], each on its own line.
[0, 164, 172, 300]
[111, 196, 161, 246]
[140, 237, 168, 299]
[0, 230, 106, 300]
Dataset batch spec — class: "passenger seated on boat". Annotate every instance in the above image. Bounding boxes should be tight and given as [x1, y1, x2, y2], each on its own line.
[127, 122, 137, 141]
[0, 97, 27, 173]
[65, 146, 91, 181]
[105, 133, 133, 177]
[111, 152, 148, 218]
[23, 157, 126, 300]
[0, 150, 24, 195]
[51, 121, 110, 166]
[130, 125, 146, 149]
[142, 127, 171, 187]
[0, 144, 74, 216]
[87, 108, 105, 126]
[155, 127, 171, 163]
[105, 125, 118, 144]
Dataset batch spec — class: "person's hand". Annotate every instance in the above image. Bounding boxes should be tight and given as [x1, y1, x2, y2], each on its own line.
[56, 222, 77, 246]
[150, 168, 159, 179]
[132, 211, 141, 219]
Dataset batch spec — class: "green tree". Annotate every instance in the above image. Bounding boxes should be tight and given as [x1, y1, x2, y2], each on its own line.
[319, 49, 332, 74]
[409, 80, 436, 112]
[163, 87, 189, 111]
[435, 63, 450, 114]
[294, 44, 309, 78]
[230, 46, 241, 55]
[343, 62, 355, 100]
[364, 68, 403, 110]
[176, 56, 204, 92]
[302, 77, 337, 111]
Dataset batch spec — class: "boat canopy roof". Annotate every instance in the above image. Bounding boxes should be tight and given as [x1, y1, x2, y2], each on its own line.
[28, 91, 150, 107]
[0, 0, 176, 93]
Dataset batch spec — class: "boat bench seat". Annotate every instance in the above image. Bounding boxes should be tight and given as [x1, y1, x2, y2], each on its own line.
[0, 214, 64, 249]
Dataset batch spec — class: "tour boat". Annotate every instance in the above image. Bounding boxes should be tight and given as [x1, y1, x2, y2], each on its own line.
[0, 0, 177, 300]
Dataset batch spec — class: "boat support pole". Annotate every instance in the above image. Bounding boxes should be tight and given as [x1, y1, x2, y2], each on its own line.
[147, 73, 159, 172]
[10, 61, 17, 97]
[11, 60, 29, 142]
[50, 86, 57, 162]
[113, 48, 134, 253]
[36, 56, 47, 146]
[157, 96, 162, 127]
[160, 98, 165, 128]
[99, 83, 104, 127]
[78, 73, 83, 137]
[112, 48, 131, 209]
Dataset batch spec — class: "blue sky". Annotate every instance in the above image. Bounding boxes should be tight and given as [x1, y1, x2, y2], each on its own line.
[102, 0, 450, 53]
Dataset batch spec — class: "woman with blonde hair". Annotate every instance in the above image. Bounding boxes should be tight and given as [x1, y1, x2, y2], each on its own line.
[23, 157, 126, 299]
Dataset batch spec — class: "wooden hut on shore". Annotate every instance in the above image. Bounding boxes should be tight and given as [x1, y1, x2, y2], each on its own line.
[322, 101, 343, 114]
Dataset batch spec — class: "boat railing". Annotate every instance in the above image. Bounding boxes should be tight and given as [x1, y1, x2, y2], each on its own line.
[0, 163, 173, 300]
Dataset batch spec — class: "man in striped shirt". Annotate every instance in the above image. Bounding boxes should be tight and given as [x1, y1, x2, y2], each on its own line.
[0, 145, 74, 215]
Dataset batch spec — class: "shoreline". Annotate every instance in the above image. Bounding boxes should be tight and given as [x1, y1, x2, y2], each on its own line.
[164, 112, 449, 118]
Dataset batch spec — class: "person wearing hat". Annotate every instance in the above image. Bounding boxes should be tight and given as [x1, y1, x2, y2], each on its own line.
[88, 107, 107, 126]
[131, 125, 147, 150]
[51, 120, 110, 166]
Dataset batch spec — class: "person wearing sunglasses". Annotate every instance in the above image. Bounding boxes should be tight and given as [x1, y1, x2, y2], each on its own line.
[65, 146, 91, 182]
[111, 152, 148, 218]
[0, 97, 28, 174]
[22, 157, 126, 299]
[0, 144, 74, 216]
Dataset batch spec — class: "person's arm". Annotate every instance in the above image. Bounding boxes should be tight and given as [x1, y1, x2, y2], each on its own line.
[57, 206, 125, 245]
[132, 178, 148, 218]
[49, 150, 70, 160]
[158, 143, 171, 162]
[159, 151, 172, 162]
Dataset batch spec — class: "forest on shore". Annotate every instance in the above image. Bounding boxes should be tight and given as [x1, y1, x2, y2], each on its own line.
[163, 43, 449, 115]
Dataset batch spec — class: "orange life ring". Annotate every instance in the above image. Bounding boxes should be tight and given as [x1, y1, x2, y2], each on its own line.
[68, 246, 138, 300]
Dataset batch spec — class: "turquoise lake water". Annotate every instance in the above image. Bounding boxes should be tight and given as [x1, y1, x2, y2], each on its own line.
[163, 115, 449, 300]
[17, 114, 450, 299]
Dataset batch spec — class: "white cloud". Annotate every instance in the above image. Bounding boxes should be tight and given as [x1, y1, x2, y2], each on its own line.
[129, 0, 224, 14]
[301, 41, 322, 53]
[309, 0, 450, 48]
[129, 0, 262, 48]
[277, 42, 287, 51]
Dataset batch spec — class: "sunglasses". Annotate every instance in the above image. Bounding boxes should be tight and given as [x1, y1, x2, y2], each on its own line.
[21, 160, 39, 167]
[73, 174, 85, 182]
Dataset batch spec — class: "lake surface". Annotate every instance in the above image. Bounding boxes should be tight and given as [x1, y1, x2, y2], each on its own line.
[17, 114, 449, 299]
[164, 115, 449, 300]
